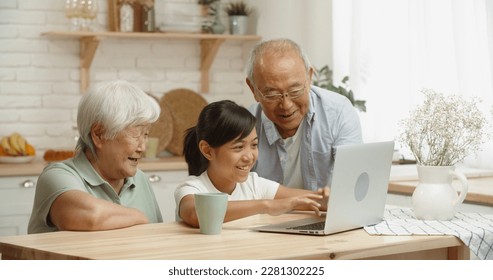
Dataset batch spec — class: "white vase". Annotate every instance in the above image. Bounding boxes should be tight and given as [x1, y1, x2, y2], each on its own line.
[229, 15, 248, 35]
[210, 15, 225, 34]
[210, 2, 225, 34]
[412, 165, 468, 220]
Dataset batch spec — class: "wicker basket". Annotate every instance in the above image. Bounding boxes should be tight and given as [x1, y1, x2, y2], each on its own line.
[161, 89, 208, 156]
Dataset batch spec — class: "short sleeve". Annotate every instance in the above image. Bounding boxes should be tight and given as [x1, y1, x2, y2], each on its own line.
[250, 172, 279, 199]
[28, 163, 86, 233]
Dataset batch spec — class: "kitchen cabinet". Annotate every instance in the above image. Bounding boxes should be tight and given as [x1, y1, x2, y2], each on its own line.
[0, 176, 37, 236]
[145, 170, 188, 223]
[41, 31, 261, 93]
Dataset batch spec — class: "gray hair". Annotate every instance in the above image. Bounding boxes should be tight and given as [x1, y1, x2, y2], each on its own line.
[245, 38, 312, 83]
[76, 80, 160, 156]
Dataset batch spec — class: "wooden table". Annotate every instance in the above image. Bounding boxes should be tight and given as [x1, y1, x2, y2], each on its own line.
[0, 213, 469, 260]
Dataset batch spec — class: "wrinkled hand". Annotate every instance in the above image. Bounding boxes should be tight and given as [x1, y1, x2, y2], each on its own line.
[266, 193, 323, 216]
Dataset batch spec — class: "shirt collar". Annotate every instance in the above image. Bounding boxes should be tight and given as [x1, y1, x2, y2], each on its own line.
[261, 112, 281, 145]
[73, 151, 136, 189]
[306, 86, 316, 122]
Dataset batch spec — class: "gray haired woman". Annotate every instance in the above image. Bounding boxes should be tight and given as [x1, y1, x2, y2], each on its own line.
[28, 80, 163, 234]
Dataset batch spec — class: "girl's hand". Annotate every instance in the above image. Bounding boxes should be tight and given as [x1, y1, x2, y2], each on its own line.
[266, 193, 323, 216]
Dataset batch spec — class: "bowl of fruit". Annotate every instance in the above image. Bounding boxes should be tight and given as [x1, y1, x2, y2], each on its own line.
[0, 133, 36, 163]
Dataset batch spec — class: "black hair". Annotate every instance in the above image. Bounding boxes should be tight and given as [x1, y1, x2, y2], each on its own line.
[183, 100, 257, 176]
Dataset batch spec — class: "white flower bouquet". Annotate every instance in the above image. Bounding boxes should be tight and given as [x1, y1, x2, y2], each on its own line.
[399, 89, 491, 166]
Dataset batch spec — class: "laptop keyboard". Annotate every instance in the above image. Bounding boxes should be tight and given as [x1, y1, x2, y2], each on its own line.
[288, 221, 326, 231]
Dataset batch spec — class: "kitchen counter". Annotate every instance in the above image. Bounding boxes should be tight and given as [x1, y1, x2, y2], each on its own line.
[0, 157, 187, 177]
[389, 177, 493, 206]
[388, 164, 493, 208]
[389, 164, 493, 181]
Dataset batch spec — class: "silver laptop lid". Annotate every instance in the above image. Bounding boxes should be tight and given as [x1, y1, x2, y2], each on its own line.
[324, 141, 394, 234]
[252, 141, 394, 236]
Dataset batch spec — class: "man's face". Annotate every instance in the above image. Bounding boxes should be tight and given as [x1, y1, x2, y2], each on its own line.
[248, 49, 312, 139]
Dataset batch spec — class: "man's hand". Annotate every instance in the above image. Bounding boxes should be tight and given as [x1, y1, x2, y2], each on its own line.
[317, 186, 330, 211]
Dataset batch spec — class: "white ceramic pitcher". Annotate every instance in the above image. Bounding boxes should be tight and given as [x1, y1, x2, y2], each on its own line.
[412, 165, 468, 220]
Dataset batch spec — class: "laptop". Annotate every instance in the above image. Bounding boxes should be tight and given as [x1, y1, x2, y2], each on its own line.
[254, 141, 395, 236]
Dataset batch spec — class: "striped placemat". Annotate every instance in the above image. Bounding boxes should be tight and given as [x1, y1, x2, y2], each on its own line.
[365, 207, 493, 260]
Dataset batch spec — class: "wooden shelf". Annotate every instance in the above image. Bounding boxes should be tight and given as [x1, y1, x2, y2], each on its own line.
[41, 31, 261, 93]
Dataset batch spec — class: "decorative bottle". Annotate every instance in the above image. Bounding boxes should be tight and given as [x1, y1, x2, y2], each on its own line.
[210, 1, 225, 34]
[142, 0, 155, 32]
[120, 1, 134, 32]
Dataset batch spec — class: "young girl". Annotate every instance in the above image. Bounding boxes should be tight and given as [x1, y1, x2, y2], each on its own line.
[175, 100, 328, 228]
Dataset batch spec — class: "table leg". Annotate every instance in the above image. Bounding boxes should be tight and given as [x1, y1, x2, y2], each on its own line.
[448, 245, 470, 260]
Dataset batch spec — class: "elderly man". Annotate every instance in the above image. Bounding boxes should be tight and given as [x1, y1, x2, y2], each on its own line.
[246, 39, 363, 191]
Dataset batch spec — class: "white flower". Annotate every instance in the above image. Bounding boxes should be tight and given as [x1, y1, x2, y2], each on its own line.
[398, 89, 491, 166]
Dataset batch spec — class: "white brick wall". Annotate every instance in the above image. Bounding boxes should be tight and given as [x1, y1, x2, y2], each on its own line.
[0, 0, 257, 155]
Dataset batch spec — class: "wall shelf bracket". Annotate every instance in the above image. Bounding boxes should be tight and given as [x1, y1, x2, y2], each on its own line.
[200, 38, 226, 93]
[80, 36, 100, 92]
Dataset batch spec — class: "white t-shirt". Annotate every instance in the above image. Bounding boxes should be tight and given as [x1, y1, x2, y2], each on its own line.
[174, 171, 280, 220]
[282, 121, 304, 189]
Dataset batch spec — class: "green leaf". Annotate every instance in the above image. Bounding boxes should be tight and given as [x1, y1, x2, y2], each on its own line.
[313, 65, 367, 112]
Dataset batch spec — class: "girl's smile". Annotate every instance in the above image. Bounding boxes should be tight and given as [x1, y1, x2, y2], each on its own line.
[205, 129, 259, 193]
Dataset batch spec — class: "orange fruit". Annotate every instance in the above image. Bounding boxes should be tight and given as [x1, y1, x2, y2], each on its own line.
[26, 143, 36, 156]
[0, 145, 6, 156]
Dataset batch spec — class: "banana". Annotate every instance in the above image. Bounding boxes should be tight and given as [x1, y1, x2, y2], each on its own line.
[8, 133, 21, 155]
[1, 133, 29, 156]
[15, 133, 27, 155]
[1, 136, 13, 155]
[15, 133, 26, 155]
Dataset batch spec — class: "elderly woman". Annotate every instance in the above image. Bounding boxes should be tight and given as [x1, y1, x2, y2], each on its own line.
[28, 80, 163, 234]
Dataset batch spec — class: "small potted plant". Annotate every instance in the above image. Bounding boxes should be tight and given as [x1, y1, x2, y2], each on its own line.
[224, 1, 251, 35]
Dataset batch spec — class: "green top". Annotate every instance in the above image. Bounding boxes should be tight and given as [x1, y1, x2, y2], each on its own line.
[28, 152, 162, 234]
